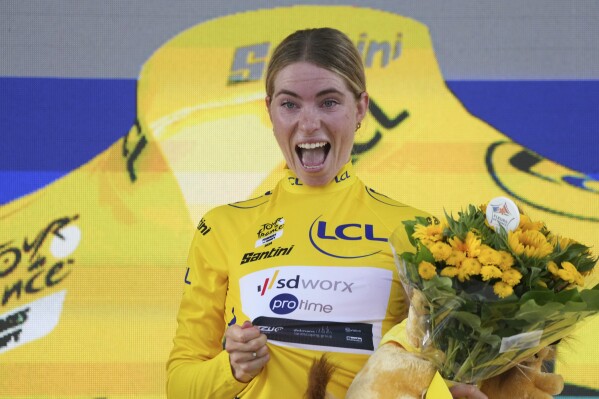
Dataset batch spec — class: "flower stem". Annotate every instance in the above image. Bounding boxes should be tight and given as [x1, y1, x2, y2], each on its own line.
[454, 339, 484, 383]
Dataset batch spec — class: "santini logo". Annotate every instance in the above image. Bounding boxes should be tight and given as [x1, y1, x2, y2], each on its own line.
[196, 218, 211, 235]
[256, 270, 354, 296]
[240, 245, 294, 265]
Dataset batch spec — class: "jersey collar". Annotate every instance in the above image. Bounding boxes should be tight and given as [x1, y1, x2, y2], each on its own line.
[281, 162, 357, 194]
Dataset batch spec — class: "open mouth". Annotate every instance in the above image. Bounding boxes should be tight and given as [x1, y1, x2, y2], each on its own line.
[296, 142, 331, 169]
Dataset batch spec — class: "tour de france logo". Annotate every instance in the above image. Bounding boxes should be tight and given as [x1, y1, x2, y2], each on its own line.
[1, 215, 80, 353]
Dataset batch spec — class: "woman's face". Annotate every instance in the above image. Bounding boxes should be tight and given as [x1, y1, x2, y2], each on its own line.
[266, 62, 368, 186]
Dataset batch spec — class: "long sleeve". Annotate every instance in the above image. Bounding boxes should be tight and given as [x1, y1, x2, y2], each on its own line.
[166, 213, 247, 398]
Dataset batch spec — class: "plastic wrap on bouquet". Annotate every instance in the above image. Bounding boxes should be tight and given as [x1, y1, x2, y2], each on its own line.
[389, 200, 599, 384]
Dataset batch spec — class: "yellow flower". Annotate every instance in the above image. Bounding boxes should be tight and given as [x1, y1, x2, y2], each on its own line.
[449, 231, 481, 258]
[478, 245, 502, 266]
[413, 223, 445, 243]
[547, 261, 559, 275]
[462, 258, 482, 275]
[481, 265, 503, 281]
[429, 241, 452, 262]
[518, 214, 544, 232]
[508, 230, 553, 258]
[457, 268, 471, 282]
[446, 250, 466, 266]
[494, 281, 514, 298]
[556, 261, 585, 286]
[502, 268, 523, 287]
[498, 251, 515, 271]
[440, 267, 459, 278]
[418, 261, 437, 280]
[548, 234, 576, 250]
[455, 258, 481, 282]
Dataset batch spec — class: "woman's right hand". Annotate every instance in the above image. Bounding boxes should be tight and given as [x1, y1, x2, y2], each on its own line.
[225, 320, 270, 383]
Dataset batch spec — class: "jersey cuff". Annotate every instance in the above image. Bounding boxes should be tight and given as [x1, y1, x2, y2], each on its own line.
[215, 350, 250, 392]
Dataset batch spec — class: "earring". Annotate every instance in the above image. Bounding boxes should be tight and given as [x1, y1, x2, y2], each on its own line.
[356, 122, 361, 131]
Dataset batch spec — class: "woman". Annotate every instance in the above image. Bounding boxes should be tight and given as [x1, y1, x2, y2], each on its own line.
[166, 27, 487, 399]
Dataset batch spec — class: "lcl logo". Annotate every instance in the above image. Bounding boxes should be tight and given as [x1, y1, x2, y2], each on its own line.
[308, 216, 387, 259]
[315, 221, 387, 242]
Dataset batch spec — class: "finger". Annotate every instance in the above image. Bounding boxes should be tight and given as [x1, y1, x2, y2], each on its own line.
[230, 348, 264, 365]
[225, 323, 263, 351]
[229, 347, 270, 383]
[252, 344, 270, 359]
[238, 320, 262, 339]
[449, 383, 488, 399]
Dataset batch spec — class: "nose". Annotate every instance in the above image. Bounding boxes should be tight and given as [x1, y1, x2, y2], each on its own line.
[299, 106, 321, 134]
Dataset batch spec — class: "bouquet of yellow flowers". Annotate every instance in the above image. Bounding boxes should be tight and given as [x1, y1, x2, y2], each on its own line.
[390, 197, 599, 384]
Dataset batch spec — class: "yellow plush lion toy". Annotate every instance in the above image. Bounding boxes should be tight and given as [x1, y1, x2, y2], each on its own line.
[306, 297, 564, 399]
[342, 338, 564, 399]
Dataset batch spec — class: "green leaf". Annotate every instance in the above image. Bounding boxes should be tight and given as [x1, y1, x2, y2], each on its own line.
[520, 290, 555, 305]
[580, 288, 599, 310]
[422, 276, 459, 304]
[416, 243, 436, 264]
[452, 311, 482, 330]
[478, 333, 502, 347]
[555, 288, 582, 304]
[515, 300, 564, 322]
[481, 300, 519, 322]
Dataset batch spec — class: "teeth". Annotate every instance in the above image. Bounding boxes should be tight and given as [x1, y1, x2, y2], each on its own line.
[297, 142, 327, 149]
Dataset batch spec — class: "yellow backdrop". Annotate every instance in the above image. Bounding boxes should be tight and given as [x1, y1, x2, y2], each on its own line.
[1, 6, 597, 398]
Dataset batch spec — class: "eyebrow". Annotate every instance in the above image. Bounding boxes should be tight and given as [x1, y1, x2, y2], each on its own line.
[273, 88, 345, 99]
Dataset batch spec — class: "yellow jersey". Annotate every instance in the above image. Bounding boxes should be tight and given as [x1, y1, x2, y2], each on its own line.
[166, 162, 431, 398]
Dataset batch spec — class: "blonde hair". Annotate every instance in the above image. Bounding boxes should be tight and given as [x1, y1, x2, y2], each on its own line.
[265, 28, 366, 98]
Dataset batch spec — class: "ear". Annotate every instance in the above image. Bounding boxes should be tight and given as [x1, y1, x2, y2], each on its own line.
[356, 91, 369, 124]
[265, 95, 273, 122]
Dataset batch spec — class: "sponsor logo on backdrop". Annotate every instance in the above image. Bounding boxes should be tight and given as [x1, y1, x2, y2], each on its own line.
[0, 307, 28, 348]
[228, 33, 403, 84]
[486, 141, 599, 222]
[0, 215, 79, 352]
[0, 291, 66, 353]
[353, 99, 409, 163]
[308, 216, 387, 259]
[122, 119, 148, 182]
[1, 215, 79, 309]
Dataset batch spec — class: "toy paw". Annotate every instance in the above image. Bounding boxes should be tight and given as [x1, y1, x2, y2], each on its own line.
[405, 291, 429, 349]
[480, 347, 564, 399]
[346, 342, 436, 399]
